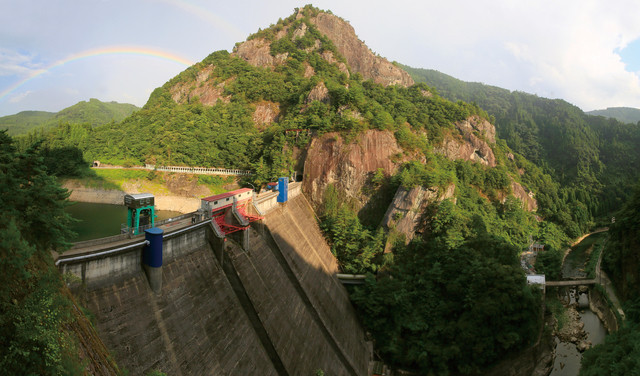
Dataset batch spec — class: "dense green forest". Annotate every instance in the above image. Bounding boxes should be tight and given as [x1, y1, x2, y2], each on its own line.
[0, 130, 106, 374]
[401, 64, 640, 220]
[0, 98, 139, 136]
[586, 106, 640, 125]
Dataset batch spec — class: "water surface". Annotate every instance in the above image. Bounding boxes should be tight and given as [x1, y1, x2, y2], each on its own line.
[65, 202, 182, 242]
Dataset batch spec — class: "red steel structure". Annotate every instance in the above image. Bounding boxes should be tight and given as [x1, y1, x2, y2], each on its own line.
[201, 188, 263, 235]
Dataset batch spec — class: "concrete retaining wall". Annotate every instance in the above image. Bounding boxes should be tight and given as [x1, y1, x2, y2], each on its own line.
[59, 222, 209, 289]
[59, 242, 145, 289]
[589, 287, 620, 333]
[162, 223, 208, 265]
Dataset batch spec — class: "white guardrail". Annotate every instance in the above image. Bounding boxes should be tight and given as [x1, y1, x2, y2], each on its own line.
[145, 164, 252, 176]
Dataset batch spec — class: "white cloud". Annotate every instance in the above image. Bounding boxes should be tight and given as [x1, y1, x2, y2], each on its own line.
[0, 49, 44, 77]
[8, 91, 31, 103]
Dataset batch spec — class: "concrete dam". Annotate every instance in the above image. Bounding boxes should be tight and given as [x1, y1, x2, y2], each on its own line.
[56, 183, 373, 376]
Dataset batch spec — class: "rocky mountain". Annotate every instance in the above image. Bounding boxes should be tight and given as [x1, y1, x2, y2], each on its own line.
[401, 64, 640, 226]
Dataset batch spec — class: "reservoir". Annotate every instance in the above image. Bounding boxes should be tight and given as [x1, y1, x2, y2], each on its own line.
[65, 202, 182, 242]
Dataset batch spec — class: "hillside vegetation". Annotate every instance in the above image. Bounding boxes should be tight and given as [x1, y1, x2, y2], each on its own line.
[0, 130, 119, 375]
[1, 98, 139, 136]
[586, 106, 640, 125]
[401, 64, 640, 221]
[579, 179, 640, 375]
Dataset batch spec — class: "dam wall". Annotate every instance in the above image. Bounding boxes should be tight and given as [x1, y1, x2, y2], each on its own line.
[226, 228, 357, 375]
[262, 194, 371, 375]
[84, 244, 279, 376]
[61, 184, 371, 375]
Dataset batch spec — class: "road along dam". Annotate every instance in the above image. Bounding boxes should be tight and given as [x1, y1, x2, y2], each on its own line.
[55, 182, 373, 376]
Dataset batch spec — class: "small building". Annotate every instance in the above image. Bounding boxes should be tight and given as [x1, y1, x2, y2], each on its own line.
[531, 243, 544, 253]
[200, 188, 253, 213]
[527, 274, 546, 292]
[123, 193, 156, 235]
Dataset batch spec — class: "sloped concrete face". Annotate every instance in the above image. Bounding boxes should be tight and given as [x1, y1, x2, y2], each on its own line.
[85, 246, 278, 376]
[226, 232, 353, 375]
[263, 195, 372, 375]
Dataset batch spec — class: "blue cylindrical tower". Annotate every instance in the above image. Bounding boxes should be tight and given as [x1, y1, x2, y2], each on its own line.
[143, 227, 164, 294]
[144, 227, 164, 267]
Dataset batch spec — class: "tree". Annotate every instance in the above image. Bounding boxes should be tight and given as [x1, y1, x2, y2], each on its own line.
[0, 130, 80, 374]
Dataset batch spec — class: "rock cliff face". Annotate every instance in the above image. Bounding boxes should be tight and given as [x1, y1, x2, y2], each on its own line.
[434, 116, 497, 167]
[169, 66, 232, 106]
[303, 130, 403, 210]
[308, 13, 414, 87]
[380, 184, 456, 247]
[510, 180, 538, 212]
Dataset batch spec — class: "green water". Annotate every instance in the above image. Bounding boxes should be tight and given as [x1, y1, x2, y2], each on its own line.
[65, 202, 182, 242]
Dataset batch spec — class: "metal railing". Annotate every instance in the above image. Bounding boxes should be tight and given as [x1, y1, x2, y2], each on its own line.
[144, 164, 252, 176]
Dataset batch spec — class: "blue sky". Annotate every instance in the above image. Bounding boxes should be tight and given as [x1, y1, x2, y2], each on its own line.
[1, 0, 639, 116]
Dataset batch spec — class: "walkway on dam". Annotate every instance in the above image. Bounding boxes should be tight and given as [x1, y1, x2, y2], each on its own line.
[53, 216, 195, 263]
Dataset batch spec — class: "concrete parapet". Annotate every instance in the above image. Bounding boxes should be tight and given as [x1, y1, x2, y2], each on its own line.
[255, 182, 302, 215]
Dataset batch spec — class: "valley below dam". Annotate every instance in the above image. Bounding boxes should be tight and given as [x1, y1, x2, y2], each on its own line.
[548, 233, 610, 376]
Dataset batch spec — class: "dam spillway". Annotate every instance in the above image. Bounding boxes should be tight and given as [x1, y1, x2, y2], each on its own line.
[59, 187, 372, 375]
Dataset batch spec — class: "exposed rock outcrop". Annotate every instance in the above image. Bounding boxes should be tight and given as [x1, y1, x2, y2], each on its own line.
[434, 116, 497, 167]
[253, 101, 280, 127]
[510, 180, 538, 212]
[303, 130, 404, 210]
[233, 38, 288, 67]
[380, 184, 455, 246]
[305, 82, 331, 105]
[309, 13, 414, 87]
[170, 67, 231, 106]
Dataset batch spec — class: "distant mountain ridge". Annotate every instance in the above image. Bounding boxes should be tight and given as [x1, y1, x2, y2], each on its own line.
[0, 98, 139, 136]
[586, 107, 640, 124]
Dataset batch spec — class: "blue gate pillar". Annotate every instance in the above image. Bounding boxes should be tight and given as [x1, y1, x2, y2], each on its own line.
[277, 177, 289, 203]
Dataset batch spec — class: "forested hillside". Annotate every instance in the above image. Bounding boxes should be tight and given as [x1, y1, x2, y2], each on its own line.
[579, 179, 640, 375]
[0, 98, 139, 136]
[586, 107, 640, 125]
[401, 65, 640, 221]
[0, 130, 119, 374]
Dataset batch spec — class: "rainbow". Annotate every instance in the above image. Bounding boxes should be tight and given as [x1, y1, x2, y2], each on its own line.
[153, 0, 246, 41]
[0, 46, 196, 102]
